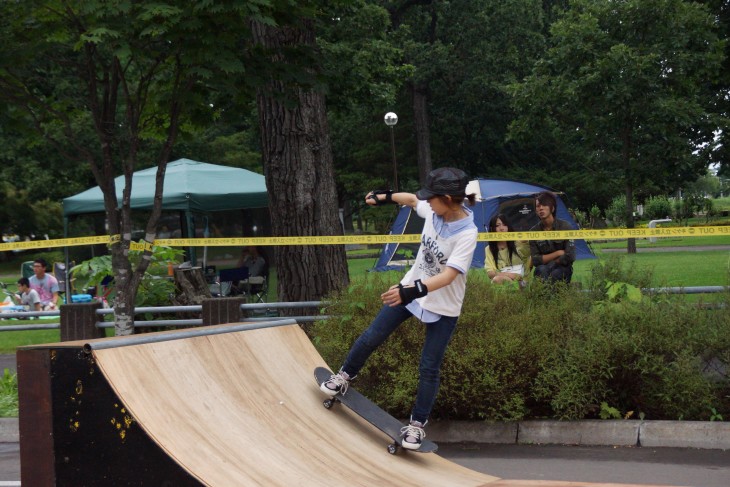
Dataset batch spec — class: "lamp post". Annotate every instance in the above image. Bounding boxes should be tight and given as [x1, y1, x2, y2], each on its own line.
[384, 112, 398, 191]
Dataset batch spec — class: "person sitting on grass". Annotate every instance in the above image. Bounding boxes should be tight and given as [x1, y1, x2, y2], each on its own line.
[29, 258, 59, 310]
[529, 191, 576, 283]
[16, 277, 41, 313]
[485, 213, 530, 285]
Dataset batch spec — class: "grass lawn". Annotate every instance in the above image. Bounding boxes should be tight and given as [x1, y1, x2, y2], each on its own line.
[573, 250, 730, 288]
[591, 235, 730, 249]
[0, 327, 60, 354]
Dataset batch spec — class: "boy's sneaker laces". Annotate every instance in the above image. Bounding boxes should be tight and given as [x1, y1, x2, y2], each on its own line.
[320, 372, 351, 396]
[400, 422, 425, 450]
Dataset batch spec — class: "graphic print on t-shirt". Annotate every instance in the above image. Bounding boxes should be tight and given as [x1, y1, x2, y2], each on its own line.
[419, 235, 446, 277]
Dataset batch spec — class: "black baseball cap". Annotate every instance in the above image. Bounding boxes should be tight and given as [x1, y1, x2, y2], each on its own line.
[416, 167, 469, 200]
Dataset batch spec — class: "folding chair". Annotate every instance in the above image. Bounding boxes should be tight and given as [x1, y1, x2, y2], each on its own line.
[52, 262, 68, 304]
[249, 264, 269, 303]
[20, 261, 34, 279]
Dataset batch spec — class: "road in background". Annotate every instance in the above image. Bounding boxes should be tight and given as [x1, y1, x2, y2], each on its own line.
[440, 443, 730, 487]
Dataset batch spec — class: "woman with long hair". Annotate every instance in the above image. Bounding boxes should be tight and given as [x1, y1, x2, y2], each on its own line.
[486, 214, 530, 284]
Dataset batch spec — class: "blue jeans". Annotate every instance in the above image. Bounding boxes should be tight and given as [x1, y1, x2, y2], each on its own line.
[341, 304, 458, 424]
[534, 262, 573, 283]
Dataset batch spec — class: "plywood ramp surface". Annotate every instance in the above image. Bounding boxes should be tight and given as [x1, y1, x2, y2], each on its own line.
[92, 323, 499, 487]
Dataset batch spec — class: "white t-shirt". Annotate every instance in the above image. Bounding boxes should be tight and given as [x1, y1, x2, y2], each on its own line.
[20, 289, 41, 308]
[401, 200, 478, 317]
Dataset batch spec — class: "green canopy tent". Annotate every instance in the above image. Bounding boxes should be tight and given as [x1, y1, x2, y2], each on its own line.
[62, 158, 269, 266]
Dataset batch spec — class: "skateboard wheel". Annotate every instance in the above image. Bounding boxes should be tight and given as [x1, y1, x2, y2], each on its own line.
[387, 443, 399, 455]
[323, 399, 334, 409]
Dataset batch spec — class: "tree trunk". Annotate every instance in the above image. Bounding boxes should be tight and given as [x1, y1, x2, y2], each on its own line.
[173, 267, 211, 306]
[622, 126, 636, 254]
[251, 20, 349, 308]
[110, 245, 136, 335]
[411, 83, 433, 185]
[626, 184, 636, 254]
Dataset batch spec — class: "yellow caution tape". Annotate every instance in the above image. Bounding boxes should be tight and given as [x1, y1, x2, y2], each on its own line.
[1, 226, 729, 252]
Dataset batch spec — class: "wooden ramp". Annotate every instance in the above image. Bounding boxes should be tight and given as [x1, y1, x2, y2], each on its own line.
[18, 322, 678, 486]
[91, 323, 498, 486]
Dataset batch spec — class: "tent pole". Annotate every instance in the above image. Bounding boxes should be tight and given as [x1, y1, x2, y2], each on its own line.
[185, 210, 196, 266]
[63, 217, 71, 297]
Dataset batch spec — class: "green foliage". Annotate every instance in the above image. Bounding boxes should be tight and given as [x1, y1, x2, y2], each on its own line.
[673, 197, 697, 225]
[599, 402, 621, 420]
[312, 270, 730, 421]
[584, 255, 653, 302]
[0, 368, 18, 417]
[510, 0, 723, 218]
[605, 195, 627, 227]
[71, 245, 182, 306]
[643, 196, 673, 221]
[589, 205, 602, 228]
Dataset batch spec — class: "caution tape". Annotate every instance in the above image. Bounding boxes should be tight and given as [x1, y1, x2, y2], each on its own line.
[2, 226, 730, 252]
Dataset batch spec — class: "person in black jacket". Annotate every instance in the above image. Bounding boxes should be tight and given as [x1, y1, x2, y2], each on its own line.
[529, 191, 576, 283]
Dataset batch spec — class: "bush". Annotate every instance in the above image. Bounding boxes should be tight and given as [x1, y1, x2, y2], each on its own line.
[643, 195, 672, 221]
[0, 369, 18, 417]
[589, 205, 602, 229]
[605, 195, 627, 227]
[312, 269, 730, 422]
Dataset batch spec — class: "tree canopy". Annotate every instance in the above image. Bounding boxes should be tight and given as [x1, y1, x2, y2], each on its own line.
[509, 0, 723, 251]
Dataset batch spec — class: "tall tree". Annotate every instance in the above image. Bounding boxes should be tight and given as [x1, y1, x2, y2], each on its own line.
[510, 0, 723, 252]
[0, 2, 280, 334]
[318, 1, 410, 228]
[696, 0, 730, 176]
[251, 17, 349, 304]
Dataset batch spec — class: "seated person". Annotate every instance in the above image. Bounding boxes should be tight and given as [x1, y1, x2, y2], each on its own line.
[16, 277, 41, 312]
[237, 246, 266, 277]
[529, 191, 576, 283]
[485, 214, 530, 284]
[29, 258, 60, 310]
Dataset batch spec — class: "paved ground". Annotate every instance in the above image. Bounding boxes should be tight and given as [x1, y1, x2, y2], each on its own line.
[0, 442, 728, 485]
[0, 356, 14, 374]
[439, 443, 730, 487]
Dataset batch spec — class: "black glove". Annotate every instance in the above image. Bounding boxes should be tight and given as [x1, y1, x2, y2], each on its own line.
[368, 190, 394, 206]
[398, 279, 428, 305]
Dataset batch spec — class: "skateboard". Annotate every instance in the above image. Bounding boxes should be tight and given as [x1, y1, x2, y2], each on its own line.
[314, 366, 438, 454]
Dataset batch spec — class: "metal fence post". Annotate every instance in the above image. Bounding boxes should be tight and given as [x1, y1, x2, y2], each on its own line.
[202, 297, 247, 326]
[60, 301, 104, 341]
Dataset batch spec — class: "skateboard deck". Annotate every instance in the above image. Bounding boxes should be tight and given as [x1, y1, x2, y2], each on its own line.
[314, 367, 438, 454]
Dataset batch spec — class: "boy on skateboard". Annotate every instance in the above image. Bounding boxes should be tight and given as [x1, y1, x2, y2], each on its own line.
[320, 167, 478, 450]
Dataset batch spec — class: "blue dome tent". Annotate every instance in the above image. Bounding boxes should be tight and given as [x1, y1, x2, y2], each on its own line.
[373, 178, 595, 271]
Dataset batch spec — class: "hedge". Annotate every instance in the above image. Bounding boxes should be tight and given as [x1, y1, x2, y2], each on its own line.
[311, 270, 730, 422]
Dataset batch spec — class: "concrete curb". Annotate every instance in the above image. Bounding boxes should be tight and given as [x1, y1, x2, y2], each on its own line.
[427, 420, 730, 450]
[0, 419, 18, 443]
[3, 418, 729, 450]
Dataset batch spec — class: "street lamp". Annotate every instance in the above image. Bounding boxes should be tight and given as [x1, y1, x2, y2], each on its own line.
[384, 112, 398, 191]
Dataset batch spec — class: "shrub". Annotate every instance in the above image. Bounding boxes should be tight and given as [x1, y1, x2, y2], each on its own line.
[312, 270, 730, 422]
[589, 205, 602, 229]
[605, 195, 627, 227]
[583, 255, 653, 303]
[643, 195, 672, 221]
[0, 369, 18, 417]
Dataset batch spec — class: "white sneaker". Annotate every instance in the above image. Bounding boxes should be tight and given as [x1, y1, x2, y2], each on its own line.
[320, 371, 353, 397]
[400, 420, 426, 450]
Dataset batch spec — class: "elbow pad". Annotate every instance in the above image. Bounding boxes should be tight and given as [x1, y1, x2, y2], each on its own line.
[398, 279, 428, 305]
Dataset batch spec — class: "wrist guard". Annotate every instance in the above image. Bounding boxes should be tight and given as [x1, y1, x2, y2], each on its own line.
[398, 279, 428, 305]
[368, 190, 394, 206]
